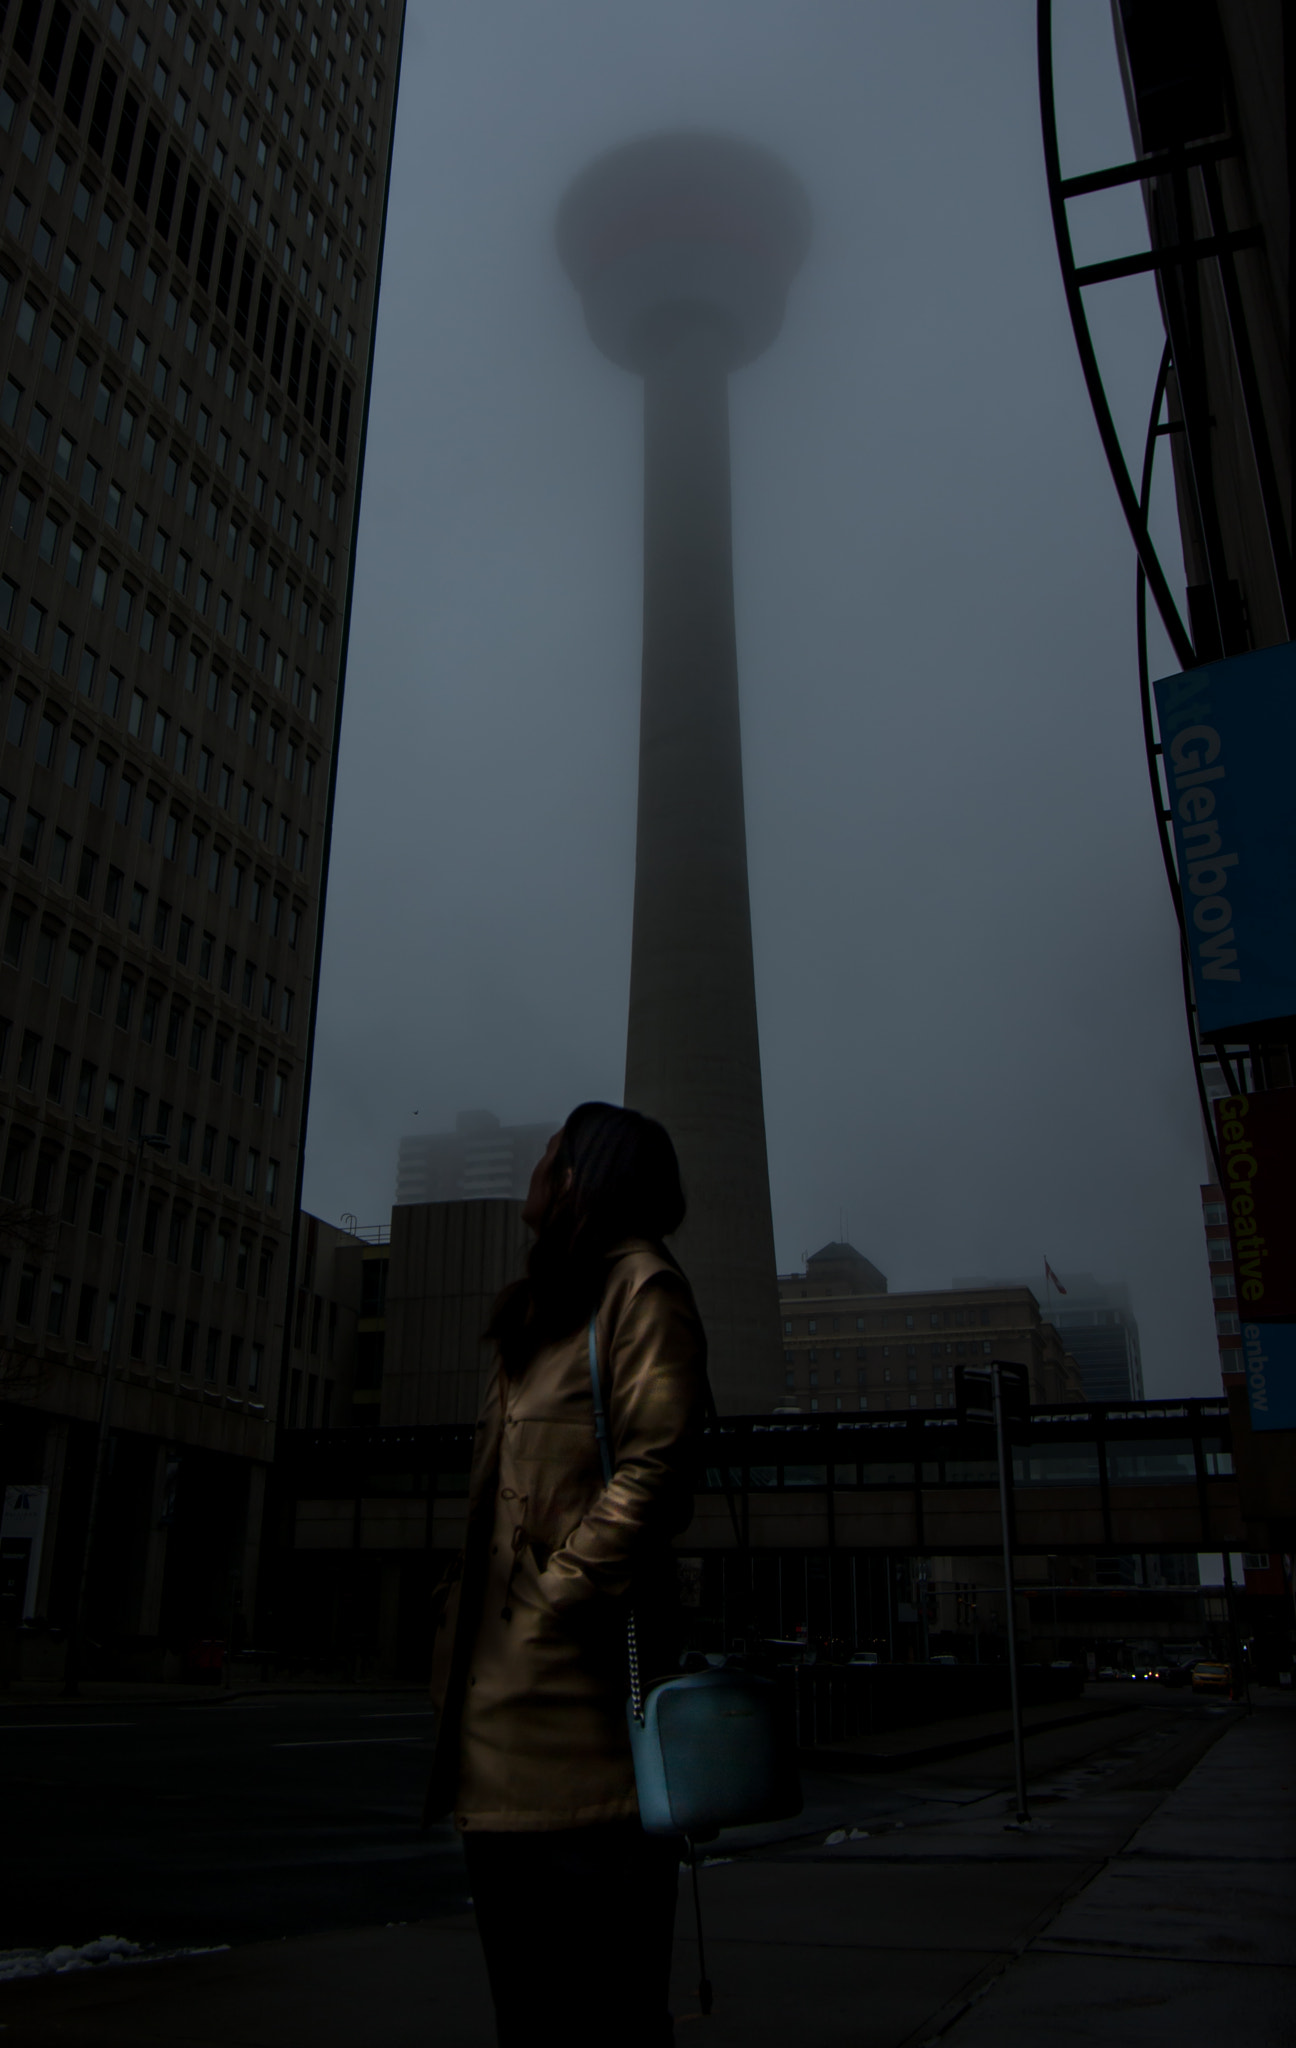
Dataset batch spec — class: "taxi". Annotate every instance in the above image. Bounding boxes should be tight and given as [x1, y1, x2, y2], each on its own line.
[1190, 1660, 1234, 1695]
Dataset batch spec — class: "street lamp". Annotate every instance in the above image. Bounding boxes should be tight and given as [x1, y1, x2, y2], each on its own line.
[64, 1131, 170, 1695]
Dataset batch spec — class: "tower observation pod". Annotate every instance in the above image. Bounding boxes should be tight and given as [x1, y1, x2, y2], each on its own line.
[557, 134, 811, 1411]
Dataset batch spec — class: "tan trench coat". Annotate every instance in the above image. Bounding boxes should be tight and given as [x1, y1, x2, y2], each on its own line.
[426, 1240, 707, 1831]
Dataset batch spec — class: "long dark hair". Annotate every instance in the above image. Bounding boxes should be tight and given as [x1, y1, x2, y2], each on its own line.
[486, 1101, 686, 1375]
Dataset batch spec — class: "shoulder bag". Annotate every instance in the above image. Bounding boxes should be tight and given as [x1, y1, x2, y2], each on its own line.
[587, 1315, 803, 1840]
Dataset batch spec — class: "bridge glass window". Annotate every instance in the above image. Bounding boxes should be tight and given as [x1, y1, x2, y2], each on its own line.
[860, 1460, 914, 1487]
[1105, 1440, 1196, 1484]
[1012, 1442, 1100, 1487]
[782, 1465, 827, 1490]
[944, 1458, 999, 1484]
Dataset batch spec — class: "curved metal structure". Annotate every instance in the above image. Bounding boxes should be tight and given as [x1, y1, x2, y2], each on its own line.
[1038, 0, 1289, 1173]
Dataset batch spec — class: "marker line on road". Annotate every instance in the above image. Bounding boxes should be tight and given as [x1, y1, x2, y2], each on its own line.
[272, 1735, 428, 1748]
[1, 1722, 139, 1733]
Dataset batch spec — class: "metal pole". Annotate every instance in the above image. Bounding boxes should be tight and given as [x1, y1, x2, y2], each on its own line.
[64, 1134, 167, 1695]
[993, 1363, 1029, 1825]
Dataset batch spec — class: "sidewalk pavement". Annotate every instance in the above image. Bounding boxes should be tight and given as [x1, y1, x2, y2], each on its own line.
[1, 1695, 1289, 2046]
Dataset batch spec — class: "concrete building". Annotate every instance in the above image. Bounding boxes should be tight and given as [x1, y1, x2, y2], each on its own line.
[556, 134, 810, 1414]
[954, 1272, 1145, 1403]
[779, 1243, 1084, 1413]
[394, 1109, 553, 1207]
[0, 0, 403, 1673]
[274, 1199, 524, 1442]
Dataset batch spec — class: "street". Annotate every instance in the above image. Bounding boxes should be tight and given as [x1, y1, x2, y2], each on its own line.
[0, 1680, 1253, 1959]
[0, 1689, 463, 1951]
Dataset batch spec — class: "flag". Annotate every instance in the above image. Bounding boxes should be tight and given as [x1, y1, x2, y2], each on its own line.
[1044, 1260, 1067, 1296]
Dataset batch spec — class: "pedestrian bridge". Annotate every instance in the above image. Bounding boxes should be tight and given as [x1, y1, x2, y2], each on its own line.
[280, 1396, 1241, 1559]
[274, 1398, 1242, 1669]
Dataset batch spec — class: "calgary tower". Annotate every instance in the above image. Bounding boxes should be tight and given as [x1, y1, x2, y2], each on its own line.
[557, 133, 811, 1410]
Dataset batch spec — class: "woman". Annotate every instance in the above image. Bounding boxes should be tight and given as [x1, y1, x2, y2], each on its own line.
[426, 1101, 708, 2047]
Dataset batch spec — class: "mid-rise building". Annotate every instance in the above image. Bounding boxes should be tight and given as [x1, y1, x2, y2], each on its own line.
[394, 1109, 554, 1207]
[779, 1243, 1084, 1412]
[0, 0, 403, 1670]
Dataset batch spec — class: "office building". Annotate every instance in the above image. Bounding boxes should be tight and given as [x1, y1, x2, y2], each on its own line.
[0, 0, 403, 1668]
[557, 134, 810, 1412]
[394, 1109, 554, 1207]
[954, 1271, 1144, 1403]
[780, 1243, 1084, 1412]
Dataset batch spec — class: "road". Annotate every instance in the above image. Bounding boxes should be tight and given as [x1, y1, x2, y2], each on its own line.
[0, 1679, 1238, 1957]
[1, 1690, 462, 1951]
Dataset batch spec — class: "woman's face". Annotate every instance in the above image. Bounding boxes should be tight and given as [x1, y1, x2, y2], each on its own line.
[521, 1128, 569, 1232]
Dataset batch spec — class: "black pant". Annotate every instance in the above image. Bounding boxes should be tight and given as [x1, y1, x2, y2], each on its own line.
[462, 1820, 682, 2047]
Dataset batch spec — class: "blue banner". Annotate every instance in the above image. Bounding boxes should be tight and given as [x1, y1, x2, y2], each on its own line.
[1241, 1321, 1296, 1432]
[1154, 642, 1296, 1035]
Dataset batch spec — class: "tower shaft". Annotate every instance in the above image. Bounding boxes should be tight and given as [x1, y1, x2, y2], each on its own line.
[624, 320, 783, 1409]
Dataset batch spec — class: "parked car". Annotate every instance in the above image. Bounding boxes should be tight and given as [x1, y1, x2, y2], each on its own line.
[928, 1655, 960, 1666]
[848, 1650, 880, 1667]
[1191, 1660, 1234, 1695]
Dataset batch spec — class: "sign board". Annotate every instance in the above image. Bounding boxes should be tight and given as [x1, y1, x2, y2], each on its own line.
[956, 1361, 1028, 1427]
[1, 1484, 49, 1620]
[1240, 1322, 1296, 1432]
[1214, 1091, 1296, 1321]
[1153, 642, 1296, 1036]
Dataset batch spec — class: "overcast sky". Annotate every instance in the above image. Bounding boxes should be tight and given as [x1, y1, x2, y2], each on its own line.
[300, 1, 1219, 1397]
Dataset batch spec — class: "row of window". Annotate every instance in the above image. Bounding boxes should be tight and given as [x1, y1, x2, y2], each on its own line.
[4, 302, 343, 594]
[285, 1364, 332, 1428]
[0, 441, 334, 681]
[786, 1361, 969, 1389]
[1, 845, 304, 1020]
[2, 812, 306, 973]
[782, 1393, 953, 1414]
[1, 948, 291, 1096]
[2, 816, 304, 984]
[783, 1308, 997, 1336]
[5, 672, 317, 863]
[702, 1440, 1234, 1488]
[1, 22, 366, 458]
[1, 873, 299, 1044]
[98, 0, 382, 231]
[3, 249, 348, 546]
[2, 1249, 267, 1391]
[1, 1104, 282, 1210]
[0, 182, 356, 571]
[8, 0, 382, 267]
[785, 1341, 996, 1365]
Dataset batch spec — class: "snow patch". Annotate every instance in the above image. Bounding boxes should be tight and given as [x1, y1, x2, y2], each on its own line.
[0, 1936, 230, 1983]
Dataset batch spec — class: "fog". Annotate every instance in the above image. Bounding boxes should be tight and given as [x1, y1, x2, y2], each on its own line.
[300, 1, 1218, 1396]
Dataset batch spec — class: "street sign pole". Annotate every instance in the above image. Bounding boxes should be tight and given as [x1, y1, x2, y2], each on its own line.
[992, 1361, 1029, 1826]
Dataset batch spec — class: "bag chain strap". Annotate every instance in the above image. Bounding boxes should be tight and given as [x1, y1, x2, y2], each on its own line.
[588, 1314, 649, 1724]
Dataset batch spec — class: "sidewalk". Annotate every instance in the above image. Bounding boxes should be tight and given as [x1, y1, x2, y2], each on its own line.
[936, 1697, 1294, 2046]
[1, 1696, 1289, 2046]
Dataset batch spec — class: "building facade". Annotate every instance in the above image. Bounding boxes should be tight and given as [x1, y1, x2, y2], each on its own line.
[954, 1271, 1144, 1403]
[779, 1242, 1084, 1413]
[0, 0, 403, 1671]
[394, 1109, 554, 1207]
